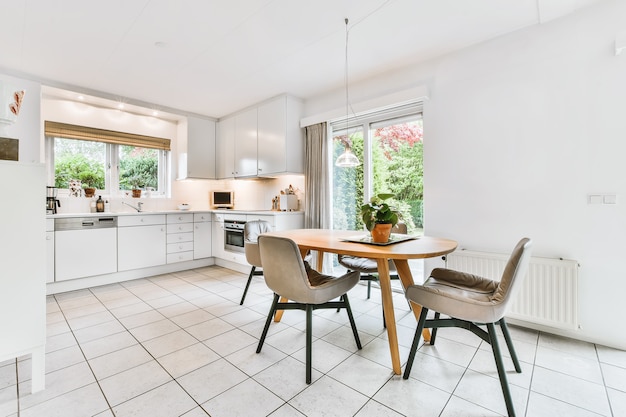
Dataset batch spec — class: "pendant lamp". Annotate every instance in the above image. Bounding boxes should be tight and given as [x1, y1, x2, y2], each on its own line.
[335, 18, 360, 168]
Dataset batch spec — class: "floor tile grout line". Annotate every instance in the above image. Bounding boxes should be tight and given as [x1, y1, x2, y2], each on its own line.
[594, 343, 616, 417]
[61, 291, 117, 415]
[87, 277, 250, 416]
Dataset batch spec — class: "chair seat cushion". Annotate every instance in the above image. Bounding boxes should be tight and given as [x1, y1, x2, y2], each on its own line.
[406, 268, 504, 323]
[338, 255, 396, 274]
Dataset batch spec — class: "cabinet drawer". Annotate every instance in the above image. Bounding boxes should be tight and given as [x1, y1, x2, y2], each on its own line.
[167, 213, 194, 224]
[167, 223, 194, 234]
[167, 251, 194, 264]
[118, 214, 166, 227]
[194, 212, 211, 222]
[167, 232, 193, 244]
[167, 241, 194, 254]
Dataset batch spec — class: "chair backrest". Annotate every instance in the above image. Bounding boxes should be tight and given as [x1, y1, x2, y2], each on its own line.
[258, 235, 315, 302]
[492, 238, 533, 305]
[391, 222, 407, 234]
[244, 220, 272, 267]
[244, 220, 272, 243]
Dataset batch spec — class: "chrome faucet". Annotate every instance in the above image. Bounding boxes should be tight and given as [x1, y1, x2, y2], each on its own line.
[122, 201, 143, 212]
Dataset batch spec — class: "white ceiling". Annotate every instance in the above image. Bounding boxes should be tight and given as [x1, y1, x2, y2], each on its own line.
[1, 0, 605, 118]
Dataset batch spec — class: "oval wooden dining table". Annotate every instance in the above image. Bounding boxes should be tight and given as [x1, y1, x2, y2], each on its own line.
[263, 229, 458, 375]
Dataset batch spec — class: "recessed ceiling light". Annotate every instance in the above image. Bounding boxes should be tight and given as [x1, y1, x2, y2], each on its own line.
[152, 110, 159, 117]
[77, 95, 84, 101]
[117, 103, 124, 110]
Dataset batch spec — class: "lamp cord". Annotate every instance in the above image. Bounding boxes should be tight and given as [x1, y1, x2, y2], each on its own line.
[344, 17, 350, 149]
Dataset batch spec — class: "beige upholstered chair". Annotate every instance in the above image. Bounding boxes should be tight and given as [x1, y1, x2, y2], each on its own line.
[256, 235, 362, 384]
[239, 220, 272, 305]
[403, 238, 532, 417]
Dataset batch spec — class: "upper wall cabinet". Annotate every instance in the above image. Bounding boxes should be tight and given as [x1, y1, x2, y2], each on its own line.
[234, 107, 258, 177]
[216, 115, 235, 179]
[257, 95, 304, 176]
[216, 95, 304, 179]
[178, 116, 216, 179]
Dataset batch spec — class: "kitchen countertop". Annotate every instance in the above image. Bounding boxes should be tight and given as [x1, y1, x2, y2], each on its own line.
[47, 209, 304, 218]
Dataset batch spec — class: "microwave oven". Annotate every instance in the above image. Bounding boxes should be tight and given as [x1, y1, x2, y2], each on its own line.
[211, 190, 234, 209]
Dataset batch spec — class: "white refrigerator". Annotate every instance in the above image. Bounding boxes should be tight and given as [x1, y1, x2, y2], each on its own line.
[0, 160, 46, 392]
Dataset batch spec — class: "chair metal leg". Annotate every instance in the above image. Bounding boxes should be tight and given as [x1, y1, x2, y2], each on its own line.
[367, 279, 372, 299]
[403, 307, 428, 379]
[306, 304, 313, 384]
[499, 318, 522, 373]
[256, 293, 279, 353]
[430, 312, 441, 345]
[342, 294, 362, 349]
[487, 322, 517, 417]
[240, 266, 256, 305]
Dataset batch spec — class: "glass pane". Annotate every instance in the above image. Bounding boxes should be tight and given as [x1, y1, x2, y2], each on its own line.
[371, 117, 423, 234]
[332, 127, 364, 231]
[118, 146, 159, 191]
[53, 138, 105, 189]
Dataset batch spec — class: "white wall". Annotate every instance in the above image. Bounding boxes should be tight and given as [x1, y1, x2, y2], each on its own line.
[303, 1, 626, 349]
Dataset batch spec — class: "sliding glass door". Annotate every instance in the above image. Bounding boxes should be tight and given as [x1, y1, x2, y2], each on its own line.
[331, 111, 423, 234]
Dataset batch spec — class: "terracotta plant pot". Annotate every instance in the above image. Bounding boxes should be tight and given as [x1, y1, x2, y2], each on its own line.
[371, 223, 393, 243]
[83, 187, 96, 198]
[131, 189, 142, 198]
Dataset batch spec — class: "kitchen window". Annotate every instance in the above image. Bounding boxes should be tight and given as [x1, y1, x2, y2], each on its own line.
[44, 121, 170, 196]
[330, 103, 423, 234]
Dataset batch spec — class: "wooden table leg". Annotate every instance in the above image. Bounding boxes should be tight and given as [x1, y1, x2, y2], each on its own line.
[315, 250, 324, 272]
[394, 259, 431, 343]
[376, 258, 402, 375]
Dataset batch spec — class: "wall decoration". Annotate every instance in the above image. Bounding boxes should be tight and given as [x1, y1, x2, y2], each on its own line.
[0, 137, 18, 161]
[0, 82, 25, 126]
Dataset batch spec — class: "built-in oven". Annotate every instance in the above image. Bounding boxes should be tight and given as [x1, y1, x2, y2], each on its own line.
[224, 219, 245, 253]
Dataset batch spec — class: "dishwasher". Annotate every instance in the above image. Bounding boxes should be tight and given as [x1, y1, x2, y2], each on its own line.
[54, 216, 118, 282]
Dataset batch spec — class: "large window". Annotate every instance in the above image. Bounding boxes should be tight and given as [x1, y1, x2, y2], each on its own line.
[331, 106, 423, 234]
[45, 121, 170, 196]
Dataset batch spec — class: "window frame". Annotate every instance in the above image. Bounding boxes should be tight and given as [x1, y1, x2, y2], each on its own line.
[45, 136, 170, 197]
[329, 102, 424, 231]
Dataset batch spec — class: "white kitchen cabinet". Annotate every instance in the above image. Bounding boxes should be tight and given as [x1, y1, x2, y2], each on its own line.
[178, 116, 216, 179]
[118, 215, 166, 271]
[193, 212, 212, 259]
[217, 95, 303, 179]
[0, 162, 46, 393]
[212, 213, 225, 259]
[55, 228, 117, 281]
[234, 107, 258, 177]
[216, 115, 236, 179]
[166, 213, 194, 264]
[46, 219, 54, 283]
[257, 95, 304, 176]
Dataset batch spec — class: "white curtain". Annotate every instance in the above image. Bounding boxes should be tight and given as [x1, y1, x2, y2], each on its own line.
[304, 122, 329, 229]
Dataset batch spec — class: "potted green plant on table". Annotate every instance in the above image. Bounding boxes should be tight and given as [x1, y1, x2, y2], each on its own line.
[360, 193, 400, 243]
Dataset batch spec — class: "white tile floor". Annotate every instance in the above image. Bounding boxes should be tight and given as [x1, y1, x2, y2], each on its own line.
[2, 265, 625, 417]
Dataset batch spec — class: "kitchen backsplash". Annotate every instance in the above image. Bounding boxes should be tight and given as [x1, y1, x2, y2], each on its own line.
[52, 175, 305, 214]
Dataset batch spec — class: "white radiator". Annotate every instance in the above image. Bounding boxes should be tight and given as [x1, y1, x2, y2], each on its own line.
[445, 250, 580, 330]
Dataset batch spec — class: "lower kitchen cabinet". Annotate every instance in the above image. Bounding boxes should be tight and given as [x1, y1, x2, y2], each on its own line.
[55, 228, 117, 281]
[166, 213, 194, 264]
[118, 215, 166, 271]
[194, 213, 212, 259]
[46, 219, 54, 283]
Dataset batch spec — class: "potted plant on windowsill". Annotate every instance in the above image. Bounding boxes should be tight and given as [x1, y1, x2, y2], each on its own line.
[360, 193, 400, 243]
